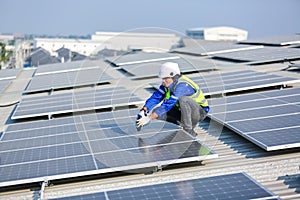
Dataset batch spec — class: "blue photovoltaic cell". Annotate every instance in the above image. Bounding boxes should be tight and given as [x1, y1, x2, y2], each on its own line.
[51, 173, 279, 200]
[0, 109, 217, 187]
[24, 68, 112, 93]
[209, 88, 300, 151]
[12, 87, 144, 119]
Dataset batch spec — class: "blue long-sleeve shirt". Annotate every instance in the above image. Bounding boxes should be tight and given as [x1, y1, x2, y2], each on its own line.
[144, 79, 196, 118]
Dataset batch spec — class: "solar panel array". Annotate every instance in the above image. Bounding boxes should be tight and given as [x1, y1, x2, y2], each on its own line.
[12, 87, 144, 119]
[209, 87, 300, 151]
[150, 70, 300, 96]
[24, 67, 112, 94]
[0, 108, 217, 187]
[50, 173, 279, 200]
[239, 35, 300, 46]
[212, 47, 300, 64]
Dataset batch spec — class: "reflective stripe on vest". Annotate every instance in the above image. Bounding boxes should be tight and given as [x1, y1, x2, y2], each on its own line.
[165, 75, 208, 107]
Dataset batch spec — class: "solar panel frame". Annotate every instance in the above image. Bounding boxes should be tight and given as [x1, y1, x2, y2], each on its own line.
[1, 109, 217, 187]
[50, 173, 279, 200]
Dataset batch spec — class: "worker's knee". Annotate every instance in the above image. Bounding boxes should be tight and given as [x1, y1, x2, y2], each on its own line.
[179, 96, 189, 104]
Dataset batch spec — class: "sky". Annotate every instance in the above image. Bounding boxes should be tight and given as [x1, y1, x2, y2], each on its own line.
[0, 0, 299, 39]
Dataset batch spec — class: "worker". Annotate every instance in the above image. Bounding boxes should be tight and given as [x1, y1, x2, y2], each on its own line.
[136, 62, 209, 136]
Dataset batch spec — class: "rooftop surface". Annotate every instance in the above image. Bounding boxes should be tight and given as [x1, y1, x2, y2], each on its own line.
[0, 36, 299, 200]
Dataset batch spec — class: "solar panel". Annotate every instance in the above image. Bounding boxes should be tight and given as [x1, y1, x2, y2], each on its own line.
[106, 52, 180, 66]
[150, 70, 300, 96]
[12, 87, 143, 119]
[24, 68, 112, 94]
[239, 35, 300, 46]
[34, 60, 108, 76]
[0, 68, 21, 81]
[0, 109, 217, 187]
[171, 40, 263, 56]
[50, 173, 279, 200]
[121, 57, 216, 78]
[212, 47, 300, 64]
[209, 88, 300, 151]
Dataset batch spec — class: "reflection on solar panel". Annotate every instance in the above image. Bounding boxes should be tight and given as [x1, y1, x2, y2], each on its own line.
[50, 173, 279, 200]
[212, 47, 300, 64]
[121, 57, 216, 78]
[209, 88, 300, 151]
[171, 41, 263, 56]
[106, 52, 180, 66]
[239, 35, 300, 46]
[0, 80, 12, 94]
[12, 87, 143, 119]
[24, 68, 112, 94]
[150, 70, 300, 96]
[34, 60, 107, 76]
[0, 109, 217, 187]
[0, 68, 21, 81]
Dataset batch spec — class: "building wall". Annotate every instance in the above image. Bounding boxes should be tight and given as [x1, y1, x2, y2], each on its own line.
[186, 26, 248, 41]
[91, 32, 180, 52]
[34, 32, 180, 56]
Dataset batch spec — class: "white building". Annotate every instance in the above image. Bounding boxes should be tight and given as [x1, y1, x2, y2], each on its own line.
[91, 31, 180, 52]
[34, 31, 180, 56]
[186, 26, 248, 41]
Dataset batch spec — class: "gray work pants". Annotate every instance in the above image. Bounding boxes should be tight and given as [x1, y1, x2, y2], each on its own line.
[155, 96, 207, 130]
[179, 96, 207, 130]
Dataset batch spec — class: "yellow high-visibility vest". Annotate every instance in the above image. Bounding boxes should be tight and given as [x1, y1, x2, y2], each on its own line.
[165, 75, 208, 107]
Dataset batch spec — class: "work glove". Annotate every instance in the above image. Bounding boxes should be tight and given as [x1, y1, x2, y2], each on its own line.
[136, 110, 150, 128]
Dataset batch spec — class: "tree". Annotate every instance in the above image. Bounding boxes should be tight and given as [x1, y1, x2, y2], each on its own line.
[0, 42, 9, 70]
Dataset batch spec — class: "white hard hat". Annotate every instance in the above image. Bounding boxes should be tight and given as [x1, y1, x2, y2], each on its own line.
[158, 62, 181, 78]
